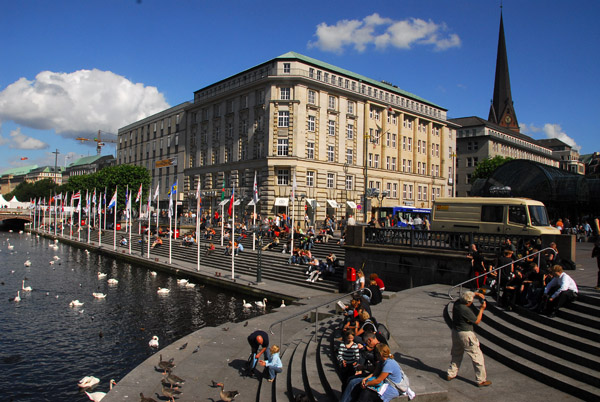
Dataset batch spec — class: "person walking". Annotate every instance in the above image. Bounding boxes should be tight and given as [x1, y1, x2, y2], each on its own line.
[446, 291, 491, 387]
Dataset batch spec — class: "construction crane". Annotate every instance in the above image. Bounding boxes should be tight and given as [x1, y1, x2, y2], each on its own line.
[76, 130, 117, 155]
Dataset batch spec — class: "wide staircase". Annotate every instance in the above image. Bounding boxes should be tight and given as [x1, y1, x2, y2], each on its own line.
[445, 289, 600, 401]
[84, 229, 346, 293]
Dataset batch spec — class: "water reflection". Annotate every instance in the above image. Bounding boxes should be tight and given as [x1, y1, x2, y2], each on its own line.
[0, 231, 268, 401]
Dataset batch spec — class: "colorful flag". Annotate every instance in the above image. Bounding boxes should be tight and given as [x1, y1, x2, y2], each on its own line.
[108, 189, 117, 209]
[221, 178, 225, 201]
[171, 181, 178, 196]
[228, 185, 235, 216]
[20, 157, 28, 160]
[54, 193, 62, 200]
[72, 191, 81, 201]
[135, 183, 142, 203]
[253, 171, 259, 204]
[126, 189, 132, 219]
[153, 183, 160, 201]
[196, 177, 202, 209]
[168, 189, 173, 218]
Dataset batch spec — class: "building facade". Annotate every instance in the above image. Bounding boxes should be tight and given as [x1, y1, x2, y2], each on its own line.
[117, 103, 189, 208]
[184, 52, 458, 224]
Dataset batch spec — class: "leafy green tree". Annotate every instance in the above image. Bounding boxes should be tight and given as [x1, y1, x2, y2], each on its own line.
[7, 179, 59, 202]
[470, 156, 513, 183]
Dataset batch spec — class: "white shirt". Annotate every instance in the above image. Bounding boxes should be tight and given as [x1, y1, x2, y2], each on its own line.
[544, 272, 578, 299]
[347, 216, 356, 226]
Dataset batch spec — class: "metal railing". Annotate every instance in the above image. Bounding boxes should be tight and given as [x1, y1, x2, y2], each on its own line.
[364, 227, 541, 254]
[447, 247, 555, 300]
[268, 289, 369, 351]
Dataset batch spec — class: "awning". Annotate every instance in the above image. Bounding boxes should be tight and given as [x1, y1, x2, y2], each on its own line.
[305, 198, 321, 207]
[275, 197, 289, 207]
[218, 199, 230, 206]
[247, 198, 260, 206]
[234, 199, 242, 206]
[346, 201, 357, 209]
[327, 199, 340, 208]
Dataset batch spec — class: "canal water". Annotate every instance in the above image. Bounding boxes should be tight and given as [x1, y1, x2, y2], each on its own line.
[0, 231, 268, 401]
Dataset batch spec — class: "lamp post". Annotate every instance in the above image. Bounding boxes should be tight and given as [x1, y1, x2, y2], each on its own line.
[250, 223, 269, 283]
[450, 152, 457, 197]
[343, 162, 349, 216]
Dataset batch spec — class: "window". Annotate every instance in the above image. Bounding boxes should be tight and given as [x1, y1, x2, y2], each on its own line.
[277, 169, 290, 185]
[402, 137, 406, 150]
[227, 123, 233, 138]
[386, 132, 391, 147]
[408, 184, 413, 199]
[346, 175, 353, 191]
[391, 133, 396, 148]
[324, 73, 329, 83]
[309, 68, 314, 78]
[327, 173, 335, 188]
[407, 160, 412, 173]
[308, 116, 315, 132]
[241, 95, 248, 109]
[392, 183, 398, 198]
[328, 120, 335, 136]
[308, 90, 316, 105]
[482, 205, 504, 223]
[423, 186, 427, 201]
[328, 96, 336, 110]
[278, 111, 289, 127]
[417, 140, 421, 153]
[347, 123, 354, 139]
[277, 138, 289, 156]
[407, 138, 412, 151]
[283, 63, 290, 73]
[508, 205, 527, 225]
[386, 156, 390, 170]
[368, 153, 373, 167]
[391, 157, 397, 171]
[327, 145, 335, 162]
[317, 70, 322, 80]
[346, 148, 353, 164]
[374, 109, 380, 120]
[280, 88, 290, 100]
[306, 171, 315, 187]
[307, 141, 315, 159]
[347, 101, 355, 114]
[403, 184, 407, 199]
[374, 154, 380, 168]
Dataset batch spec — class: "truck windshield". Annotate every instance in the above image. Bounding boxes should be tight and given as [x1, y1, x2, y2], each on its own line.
[528, 205, 550, 226]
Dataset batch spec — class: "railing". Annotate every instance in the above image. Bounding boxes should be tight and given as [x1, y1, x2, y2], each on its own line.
[447, 247, 555, 300]
[364, 227, 541, 254]
[268, 289, 369, 351]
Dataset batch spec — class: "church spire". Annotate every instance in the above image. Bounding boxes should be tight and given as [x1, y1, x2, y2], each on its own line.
[488, 12, 519, 132]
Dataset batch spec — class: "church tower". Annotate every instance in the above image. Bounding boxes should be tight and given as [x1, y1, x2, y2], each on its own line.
[488, 13, 520, 132]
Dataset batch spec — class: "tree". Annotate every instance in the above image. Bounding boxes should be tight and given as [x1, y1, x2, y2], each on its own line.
[7, 179, 59, 202]
[470, 156, 513, 183]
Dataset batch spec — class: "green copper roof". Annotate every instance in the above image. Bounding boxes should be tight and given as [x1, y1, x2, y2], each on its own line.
[70, 155, 104, 167]
[275, 51, 442, 109]
[1, 165, 38, 176]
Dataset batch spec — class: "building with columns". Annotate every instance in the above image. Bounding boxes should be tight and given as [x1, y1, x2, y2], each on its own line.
[183, 52, 458, 225]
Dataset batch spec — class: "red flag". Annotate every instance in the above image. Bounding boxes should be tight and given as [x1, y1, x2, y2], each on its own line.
[228, 186, 234, 216]
[21, 157, 28, 160]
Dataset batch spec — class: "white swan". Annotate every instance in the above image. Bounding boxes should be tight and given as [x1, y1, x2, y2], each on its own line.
[242, 299, 252, 309]
[150, 271, 157, 276]
[255, 298, 267, 309]
[149, 335, 159, 348]
[70, 300, 84, 307]
[157, 287, 170, 294]
[97, 272, 107, 279]
[280, 300, 286, 308]
[185, 282, 196, 288]
[22, 280, 32, 292]
[85, 379, 116, 401]
[93, 292, 106, 299]
[24, 260, 31, 267]
[54, 239, 59, 244]
[107, 278, 118, 285]
[177, 278, 189, 285]
[7, 244, 14, 251]
[85, 250, 90, 254]
[49, 260, 55, 265]
[11, 291, 21, 302]
[53, 255, 60, 261]
[78, 375, 100, 389]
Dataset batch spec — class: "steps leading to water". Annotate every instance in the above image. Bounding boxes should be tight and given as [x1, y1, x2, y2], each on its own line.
[446, 289, 600, 401]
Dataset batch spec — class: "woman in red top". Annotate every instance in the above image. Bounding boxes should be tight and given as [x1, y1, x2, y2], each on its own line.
[370, 273, 385, 291]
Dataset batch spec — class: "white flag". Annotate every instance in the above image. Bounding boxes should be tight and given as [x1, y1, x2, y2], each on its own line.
[153, 184, 160, 201]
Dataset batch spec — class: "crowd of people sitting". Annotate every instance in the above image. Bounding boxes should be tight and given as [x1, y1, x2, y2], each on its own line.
[331, 271, 416, 401]
[468, 238, 578, 318]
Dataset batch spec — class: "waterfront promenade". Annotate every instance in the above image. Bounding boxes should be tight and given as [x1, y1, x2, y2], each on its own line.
[29, 228, 599, 401]
[95, 233, 596, 401]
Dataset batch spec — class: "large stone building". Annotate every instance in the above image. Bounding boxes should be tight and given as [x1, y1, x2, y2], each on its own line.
[117, 103, 189, 207]
[181, 52, 458, 224]
[450, 14, 562, 196]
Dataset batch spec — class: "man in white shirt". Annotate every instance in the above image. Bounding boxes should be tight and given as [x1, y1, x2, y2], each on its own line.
[347, 214, 356, 226]
[543, 265, 578, 317]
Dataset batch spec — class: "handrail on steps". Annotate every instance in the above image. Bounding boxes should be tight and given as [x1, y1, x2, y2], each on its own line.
[269, 288, 371, 352]
[447, 247, 556, 300]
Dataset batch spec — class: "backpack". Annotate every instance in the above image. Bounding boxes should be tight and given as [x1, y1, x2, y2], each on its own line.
[560, 258, 576, 271]
[376, 323, 390, 342]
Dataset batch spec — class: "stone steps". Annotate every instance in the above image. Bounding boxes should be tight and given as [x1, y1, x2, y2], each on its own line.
[446, 289, 600, 401]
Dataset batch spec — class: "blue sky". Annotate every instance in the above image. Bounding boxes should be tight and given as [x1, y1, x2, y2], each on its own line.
[1, 0, 598, 174]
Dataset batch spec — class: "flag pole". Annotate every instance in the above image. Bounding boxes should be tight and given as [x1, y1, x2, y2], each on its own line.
[174, 183, 178, 244]
[113, 188, 117, 251]
[86, 191, 91, 244]
[231, 185, 235, 280]
[147, 190, 152, 258]
[128, 189, 132, 255]
[98, 192, 102, 246]
[291, 172, 297, 256]
[103, 187, 107, 231]
[78, 193, 82, 242]
[168, 189, 172, 265]
[196, 177, 201, 271]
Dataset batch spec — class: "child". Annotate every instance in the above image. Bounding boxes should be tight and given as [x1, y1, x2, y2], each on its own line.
[337, 330, 360, 388]
[259, 345, 282, 382]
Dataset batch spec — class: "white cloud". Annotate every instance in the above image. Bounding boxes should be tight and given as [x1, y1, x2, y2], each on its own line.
[309, 13, 460, 53]
[520, 122, 580, 150]
[0, 69, 170, 139]
[2, 127, 48, 150]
